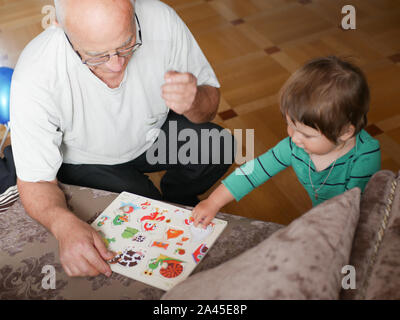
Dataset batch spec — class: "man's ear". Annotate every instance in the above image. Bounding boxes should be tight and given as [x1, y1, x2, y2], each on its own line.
[338, 124, 356, 142]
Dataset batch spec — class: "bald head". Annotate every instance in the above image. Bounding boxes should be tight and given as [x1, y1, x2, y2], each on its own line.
[54, 0, 135, 24]
[54, 0, 135, 43]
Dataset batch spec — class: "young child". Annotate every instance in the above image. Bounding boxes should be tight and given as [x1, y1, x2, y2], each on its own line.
[193, 56, 381, 227]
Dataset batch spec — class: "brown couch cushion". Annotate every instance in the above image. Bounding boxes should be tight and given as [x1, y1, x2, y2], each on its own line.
[162, 188, 361, 300]
[0, 184, 282, 299]
[341, 170, 400, 300]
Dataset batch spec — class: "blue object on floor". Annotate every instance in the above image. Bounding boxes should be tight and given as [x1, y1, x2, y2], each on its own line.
[0, 67, 13, 152]
[0, 67, 13, 125]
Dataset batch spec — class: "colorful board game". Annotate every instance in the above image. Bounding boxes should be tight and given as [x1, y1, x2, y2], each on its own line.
[91, 191, 227, 291]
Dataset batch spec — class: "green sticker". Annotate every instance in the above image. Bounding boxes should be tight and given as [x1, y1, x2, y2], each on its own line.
[121, 227, 139, 239]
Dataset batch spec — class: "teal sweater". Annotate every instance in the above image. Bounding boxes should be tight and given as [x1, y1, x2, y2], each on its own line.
[222, 130, 381, 206]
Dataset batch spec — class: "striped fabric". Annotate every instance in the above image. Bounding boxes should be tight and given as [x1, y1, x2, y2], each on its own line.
[0, 184, 18, 214]
[223, 129, 381, 206]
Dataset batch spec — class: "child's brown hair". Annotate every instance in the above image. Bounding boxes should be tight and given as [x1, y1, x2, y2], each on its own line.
[279, 56, 370, 143]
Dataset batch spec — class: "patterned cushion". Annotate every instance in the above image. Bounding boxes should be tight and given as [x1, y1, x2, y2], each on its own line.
[162, 188, 361, 300]
[0, 183, 282, 299]
[341, 170, 400, 300]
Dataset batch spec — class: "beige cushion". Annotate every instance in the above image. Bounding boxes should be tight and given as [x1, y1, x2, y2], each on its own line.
[341, 170, 400, 300]
[162, 188, 361, 300]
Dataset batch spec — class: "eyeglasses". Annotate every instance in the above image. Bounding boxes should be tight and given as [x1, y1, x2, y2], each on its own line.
[66, 13, 142, 67]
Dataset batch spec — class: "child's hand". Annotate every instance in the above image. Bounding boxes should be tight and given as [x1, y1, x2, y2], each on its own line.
[192, 199, 219, 228]
[192, 184, 235, 228]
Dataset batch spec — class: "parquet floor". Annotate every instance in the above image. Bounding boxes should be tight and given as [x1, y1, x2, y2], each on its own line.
[0, 0, 399, 225]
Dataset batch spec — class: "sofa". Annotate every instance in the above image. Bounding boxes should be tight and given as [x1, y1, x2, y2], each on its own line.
[0, 169, 399, 300]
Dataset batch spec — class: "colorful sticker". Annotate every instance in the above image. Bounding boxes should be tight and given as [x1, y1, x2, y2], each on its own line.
[142, 221, 158, 232]
[109, 247, 146, 268]
[140, 220, 165, 237]
[104, 237, 116, 248]
[98, 231, 115, 248]
[112, 203, 139, 226]
[132, 234, 146, 243]
[174, 248, 186, 256]
[112, 214, 130, 226]
[150, 241, 169, 250]
[192, 244, 208, 264]
[166, 228, 184, 240]
[119, 202, 141, 213]
[140, 209, 166, 223]
[175, 236, 190, 247]
[97, 215, 110, 227]
[140, 201, 151, 209]
[144, 254, 185, 278]
[121, 227, 139, 239]
[184, 216, 194, 226]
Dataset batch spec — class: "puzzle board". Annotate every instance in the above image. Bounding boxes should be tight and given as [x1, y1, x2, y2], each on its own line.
[91, 191, 227, 291]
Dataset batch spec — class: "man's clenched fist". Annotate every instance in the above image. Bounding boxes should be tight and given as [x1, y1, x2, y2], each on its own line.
[162, 71, 198, 114]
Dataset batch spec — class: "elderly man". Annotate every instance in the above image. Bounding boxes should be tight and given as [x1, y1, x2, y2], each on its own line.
[10, 0, 233, 277]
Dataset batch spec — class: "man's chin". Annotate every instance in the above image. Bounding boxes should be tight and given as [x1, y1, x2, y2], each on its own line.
[94, 70, 124, 82]
[100, 70, 124, 77]
[104, 69, 124, 74]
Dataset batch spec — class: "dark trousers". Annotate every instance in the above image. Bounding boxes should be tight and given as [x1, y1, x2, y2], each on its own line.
[57, 112, 235, 206]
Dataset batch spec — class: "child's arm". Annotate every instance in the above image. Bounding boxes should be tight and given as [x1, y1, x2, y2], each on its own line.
[192, 184, 234, 227]
[192, 137, 293, 227]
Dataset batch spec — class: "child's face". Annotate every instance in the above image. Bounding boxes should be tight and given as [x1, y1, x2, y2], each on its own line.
[286, 115, 338, 156]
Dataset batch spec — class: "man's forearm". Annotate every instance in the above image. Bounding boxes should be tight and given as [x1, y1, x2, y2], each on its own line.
[183, 85, 220, 124]
[17, 178, 76, 239]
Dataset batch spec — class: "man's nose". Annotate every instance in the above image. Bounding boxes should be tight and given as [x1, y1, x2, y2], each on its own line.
[105, 54, 125, 72]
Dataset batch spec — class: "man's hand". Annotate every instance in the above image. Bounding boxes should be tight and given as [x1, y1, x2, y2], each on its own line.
[162, 71, 198, 115]
[53, 214, 115, 277]
[17, 178, 115, 278]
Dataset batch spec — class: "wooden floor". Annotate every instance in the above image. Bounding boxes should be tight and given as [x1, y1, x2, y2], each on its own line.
[1, 0, 399, 225]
